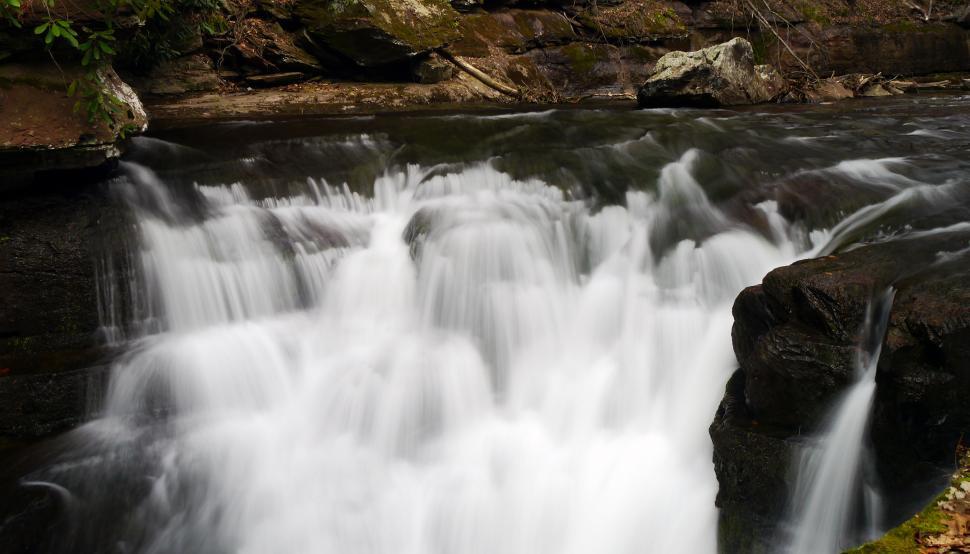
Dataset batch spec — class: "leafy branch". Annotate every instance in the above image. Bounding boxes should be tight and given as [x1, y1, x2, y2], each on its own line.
[1, 0, 22, 28]
[1, 0, 177, 134]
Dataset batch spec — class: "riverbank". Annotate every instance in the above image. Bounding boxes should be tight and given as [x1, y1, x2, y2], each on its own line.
[3, 0, 970, 182]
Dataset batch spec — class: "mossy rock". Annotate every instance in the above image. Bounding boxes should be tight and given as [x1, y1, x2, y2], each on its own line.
[846, 449, 970, 553]
[577, 0, 687, 42]
[452, 12, 527, 57]
[297, 0, 461, 67]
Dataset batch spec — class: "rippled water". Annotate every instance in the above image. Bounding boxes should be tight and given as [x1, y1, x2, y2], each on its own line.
[3, 95, 970, 553]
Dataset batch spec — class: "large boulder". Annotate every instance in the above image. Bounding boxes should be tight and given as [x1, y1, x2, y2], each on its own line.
[715, 226, 970, 551]
[297, 0, 461, 67]
[637, 37, 784, 107]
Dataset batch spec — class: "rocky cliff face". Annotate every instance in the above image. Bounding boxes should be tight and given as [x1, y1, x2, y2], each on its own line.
[713, 226, 970, 552]
[0, 182, 130, 438]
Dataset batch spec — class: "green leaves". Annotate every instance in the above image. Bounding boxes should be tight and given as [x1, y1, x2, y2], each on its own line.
[79, 27, 116, 66]
[66, 72, 126, 131]
[34, 18, 79, 47]
[1, 0, 23, 26]
[21, 0, 188, 134]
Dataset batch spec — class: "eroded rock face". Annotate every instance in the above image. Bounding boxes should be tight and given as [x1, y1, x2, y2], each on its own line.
[297, 0, 461, 67]
[0, 62, 146, 187]
[636, 37, 784, 107]
[714, 228, 970, 552]
[0, 183, 131, 438]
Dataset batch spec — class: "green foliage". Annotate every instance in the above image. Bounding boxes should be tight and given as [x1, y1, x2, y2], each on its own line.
[68, 72, 125, 127]
[1, 0, 21, 28]
[798, 2, 832, 26]
[2, 0, 220, 133]
[116, 0, 226, 72]
[843, 489, 949, 553]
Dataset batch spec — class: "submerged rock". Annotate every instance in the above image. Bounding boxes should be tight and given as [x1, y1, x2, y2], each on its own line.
[297, 0, 461, 67]
[636, 37, 784, 108]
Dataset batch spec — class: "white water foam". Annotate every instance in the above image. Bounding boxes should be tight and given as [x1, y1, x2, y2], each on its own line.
[94, 151, 811, 554]
[787, 288, 896, 554]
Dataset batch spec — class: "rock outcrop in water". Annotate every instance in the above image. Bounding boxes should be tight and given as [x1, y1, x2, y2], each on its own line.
[636, 38, 784, 107]
[713, 227, 970, 552]
[0, 184, 128, 437]
[0, 62, 146, 188]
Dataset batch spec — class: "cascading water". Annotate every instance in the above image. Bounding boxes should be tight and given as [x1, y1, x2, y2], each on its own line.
[82, 145, 806, 554]
[7, 99, 970, 554]
[787, 288, 897, 554]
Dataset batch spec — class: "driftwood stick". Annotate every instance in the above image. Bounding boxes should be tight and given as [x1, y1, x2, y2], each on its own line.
[743, 0, 818, 80]
[437, 49, 521, 98]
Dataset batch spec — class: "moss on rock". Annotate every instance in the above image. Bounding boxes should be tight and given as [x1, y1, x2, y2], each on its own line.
[577, 0, 687, 42]
[845, 448, 970, 553]
[297, 0, 460, 67]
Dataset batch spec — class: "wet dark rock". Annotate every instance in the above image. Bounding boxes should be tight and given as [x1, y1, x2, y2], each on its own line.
[0, 184, 129, 438]
[449, 0, 482, 13]
[636, 38, 783, 108]
[715, 227, 970, 550]
[711, 369, 794, 554]
[0, 366, 109, 438]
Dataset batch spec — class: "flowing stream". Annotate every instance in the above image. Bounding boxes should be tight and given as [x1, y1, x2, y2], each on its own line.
[94, 153, 799, 553]
[787, 288, 896, 554]
[4, 96, 970, 553]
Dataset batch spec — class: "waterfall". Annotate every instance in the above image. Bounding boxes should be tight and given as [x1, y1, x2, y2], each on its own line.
[74, 145, 812, 554]
[787, 288, 896, 554]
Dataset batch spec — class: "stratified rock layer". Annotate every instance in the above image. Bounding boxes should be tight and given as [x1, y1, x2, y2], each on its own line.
[0, 62, 146, 188]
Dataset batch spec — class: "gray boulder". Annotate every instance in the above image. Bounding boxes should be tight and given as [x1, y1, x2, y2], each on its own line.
[637, 37, 784, 108]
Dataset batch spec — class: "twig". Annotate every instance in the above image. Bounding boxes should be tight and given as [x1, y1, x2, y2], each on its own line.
[743, 0, 818, 81]
[437, 49, 521, 98]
